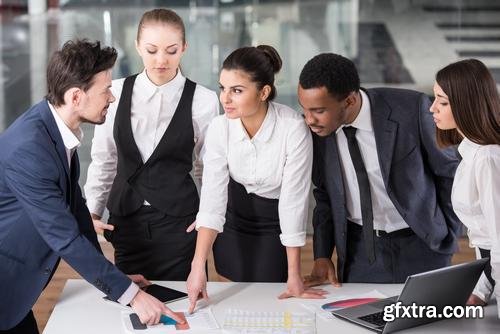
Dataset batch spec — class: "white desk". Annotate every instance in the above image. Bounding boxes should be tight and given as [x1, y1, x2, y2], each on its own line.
[43, 279, 499, 333]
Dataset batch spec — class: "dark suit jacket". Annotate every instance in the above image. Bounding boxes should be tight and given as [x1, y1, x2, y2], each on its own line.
[0, 100, 130, 330]
[312, 88, 461, 281]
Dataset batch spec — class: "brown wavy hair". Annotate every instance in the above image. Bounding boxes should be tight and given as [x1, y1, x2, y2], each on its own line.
[435, 58, 500, 147]
[46, 39, 117, 106]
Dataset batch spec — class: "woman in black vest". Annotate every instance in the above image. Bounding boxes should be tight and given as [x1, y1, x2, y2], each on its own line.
[84, 9, 218, 280]
[186, 45, 327, 311]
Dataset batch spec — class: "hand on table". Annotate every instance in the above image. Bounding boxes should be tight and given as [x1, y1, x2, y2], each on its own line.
[186, 266, 209, 314]
[466, 293, 486, 306]
[303, 258, 341, 288]
[278, 272, 328, 299]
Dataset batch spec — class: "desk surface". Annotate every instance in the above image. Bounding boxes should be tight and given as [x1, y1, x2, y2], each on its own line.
[43, 279, 499, 333]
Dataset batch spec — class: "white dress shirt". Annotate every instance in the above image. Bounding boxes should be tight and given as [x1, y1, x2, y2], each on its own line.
[452, 138, 500, 316]
[196, 102, 312, 247]
[336, 90, 409, 232]
[84, 70, 219, 217]
[49, 102, 137, 305]
[48, 102, 82, 165]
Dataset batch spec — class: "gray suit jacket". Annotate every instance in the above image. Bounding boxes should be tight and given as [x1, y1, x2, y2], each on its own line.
[312, 88, 461, 281]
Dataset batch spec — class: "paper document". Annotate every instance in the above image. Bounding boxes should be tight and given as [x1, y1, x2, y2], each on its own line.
[222, 308, 315, 333]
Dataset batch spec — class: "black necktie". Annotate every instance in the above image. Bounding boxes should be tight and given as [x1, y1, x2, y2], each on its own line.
[343, 126, 376, 264]
[69, 150, 78, 213]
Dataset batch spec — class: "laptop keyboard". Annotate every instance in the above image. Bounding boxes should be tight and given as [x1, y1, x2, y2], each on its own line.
[358, 311, 387, 328]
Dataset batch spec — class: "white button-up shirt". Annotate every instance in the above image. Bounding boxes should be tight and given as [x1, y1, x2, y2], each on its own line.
[196, 102, 312, 247]
[452, 138, 500, 316]
[48, 102, 82, 165]
[84, 70, 219, 217]
[336, 90, 408, 232]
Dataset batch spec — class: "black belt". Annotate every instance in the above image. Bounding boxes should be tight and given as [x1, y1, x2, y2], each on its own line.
[348, 221, 414, 238]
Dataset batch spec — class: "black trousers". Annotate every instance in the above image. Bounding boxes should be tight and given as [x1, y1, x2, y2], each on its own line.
[0, 311, 38, 334]
[105, 206, 197, 281]
[344, 222, 451, 283]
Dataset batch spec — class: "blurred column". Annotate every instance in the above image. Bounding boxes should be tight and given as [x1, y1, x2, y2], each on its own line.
[29, 14, 48, 104]
[28, 0, 47, 15]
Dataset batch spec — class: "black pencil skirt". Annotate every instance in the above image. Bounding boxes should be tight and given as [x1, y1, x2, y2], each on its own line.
[213, 178, 287, 282]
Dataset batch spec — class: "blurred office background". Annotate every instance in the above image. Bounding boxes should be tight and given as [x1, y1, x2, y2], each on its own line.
[0, 1, 498, 330]
[2, 0, 500, 237]
[1, 0, 500, 184]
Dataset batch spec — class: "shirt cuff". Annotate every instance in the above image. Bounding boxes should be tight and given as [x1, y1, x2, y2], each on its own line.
[117, 282, 140, 306]
[279, 232, 306, 247]
[472, 272, 493, 302]
[196, 212, 225, 233]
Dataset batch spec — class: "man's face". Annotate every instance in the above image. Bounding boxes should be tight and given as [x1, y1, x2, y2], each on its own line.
[78, 69, 115, 125]
[298, 85, 351, 136]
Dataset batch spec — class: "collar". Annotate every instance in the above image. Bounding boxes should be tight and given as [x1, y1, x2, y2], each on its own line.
[47, 102, 83, 151]
[336, 90, 373, 135]
[135, 69, 186, 104]
[231, 102, 277, 142]
[458, 137, 481, 162]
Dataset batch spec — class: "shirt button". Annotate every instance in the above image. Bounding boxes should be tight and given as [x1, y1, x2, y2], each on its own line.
[44, 268, 51, 275]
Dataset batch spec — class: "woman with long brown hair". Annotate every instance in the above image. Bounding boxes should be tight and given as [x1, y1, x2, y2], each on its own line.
[430, 58, 500, 317]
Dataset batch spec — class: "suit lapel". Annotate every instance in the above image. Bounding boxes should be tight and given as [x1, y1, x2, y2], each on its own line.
[365, 89, 398, 185]
[39, 100, 71, 177]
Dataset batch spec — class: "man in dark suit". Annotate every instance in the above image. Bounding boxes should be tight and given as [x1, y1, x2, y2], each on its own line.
[0, 40, 183, 333]
[297, 53, 461, 286]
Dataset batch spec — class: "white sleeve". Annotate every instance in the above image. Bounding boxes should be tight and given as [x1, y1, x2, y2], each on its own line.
[278, 119, 312, 247]
[195, 117, 229, 232]
[83, 91, 119, 217]
[472, 272, 494, 302]
[475, 151, 500, 318]
[192, 88, 220, 187]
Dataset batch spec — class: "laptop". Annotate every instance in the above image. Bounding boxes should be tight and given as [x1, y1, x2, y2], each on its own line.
[331, 258, 488, 333]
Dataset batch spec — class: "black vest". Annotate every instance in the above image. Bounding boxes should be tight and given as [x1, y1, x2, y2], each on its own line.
[107, 74, 199, 217]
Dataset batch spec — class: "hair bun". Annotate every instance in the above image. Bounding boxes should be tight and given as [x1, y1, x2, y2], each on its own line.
[257, 45, 282, 74]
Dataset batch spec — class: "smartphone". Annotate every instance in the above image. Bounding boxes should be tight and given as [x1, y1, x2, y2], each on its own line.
[103, 284, 188, 306]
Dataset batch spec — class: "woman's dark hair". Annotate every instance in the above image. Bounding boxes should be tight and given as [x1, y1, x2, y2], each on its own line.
[299, 53, 360, 101]
[435, 58, 500, 147]
[137, 8, 185, 44]
[46, 39, 117, 106]
[222, 45, 282, 101]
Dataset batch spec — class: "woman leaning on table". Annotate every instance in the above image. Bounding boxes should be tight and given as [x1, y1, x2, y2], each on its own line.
[84, 8, 219, 281]
[185, 45, 327, 312]
[430, 58, 500, 318]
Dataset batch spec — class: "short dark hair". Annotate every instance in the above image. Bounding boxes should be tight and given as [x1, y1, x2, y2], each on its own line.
[222, 45, 282, 101]
[435, 58, 500, 147]
[299, 53, 360, 101]
[46, 39, 117, 106]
